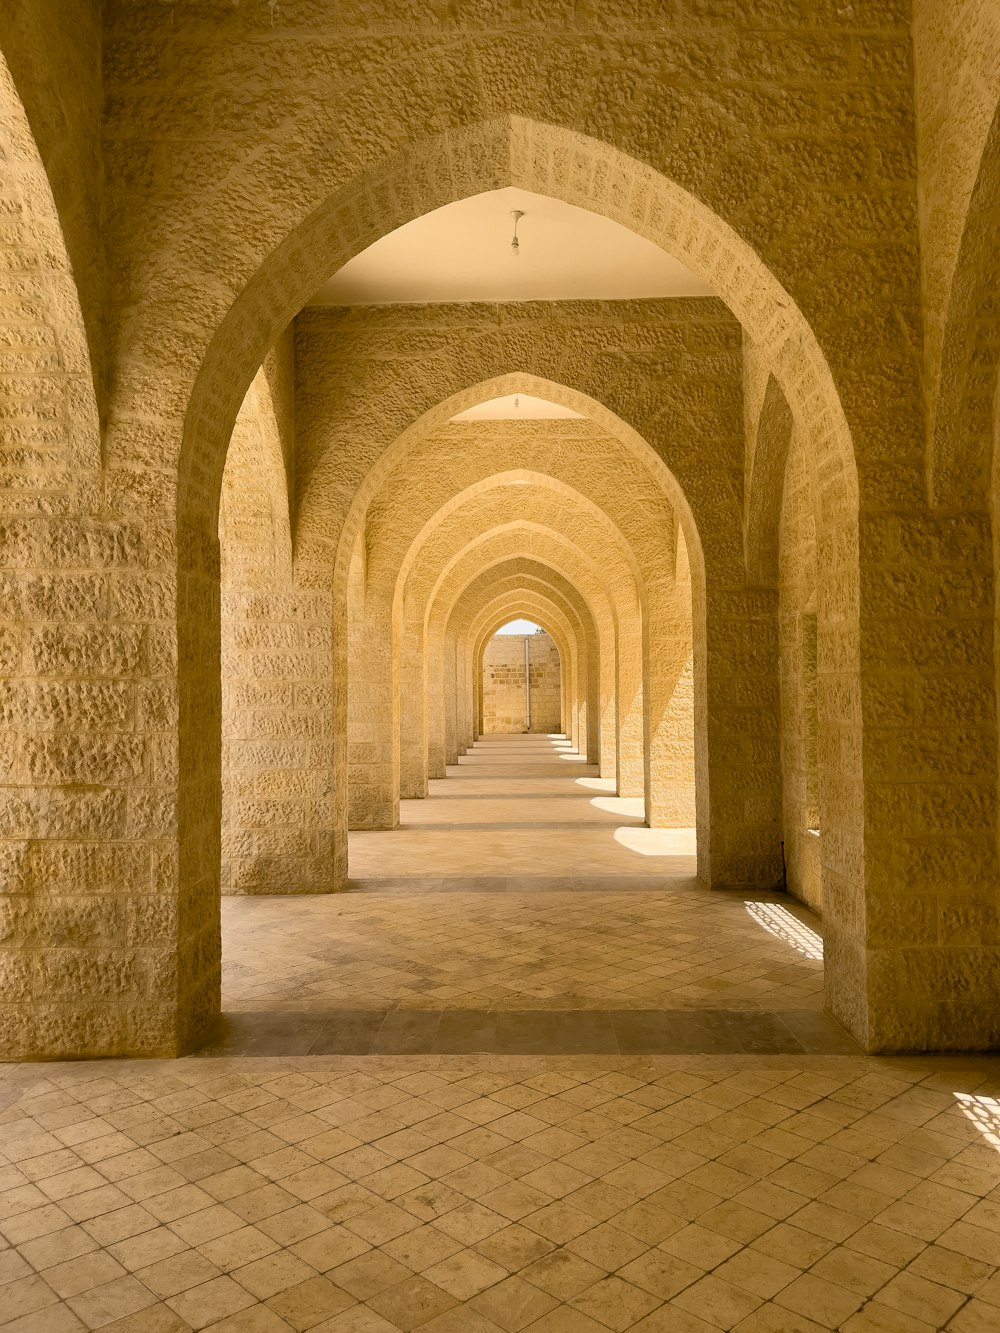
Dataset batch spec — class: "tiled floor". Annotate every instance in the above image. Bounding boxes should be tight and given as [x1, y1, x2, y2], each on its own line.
[223, 736, 825, 1022]
[7, 735, 1000, 1329]
[4, 1055, 1000, 1332]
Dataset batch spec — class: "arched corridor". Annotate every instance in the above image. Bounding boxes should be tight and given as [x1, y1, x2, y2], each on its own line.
[6, 3, 1000, 1328]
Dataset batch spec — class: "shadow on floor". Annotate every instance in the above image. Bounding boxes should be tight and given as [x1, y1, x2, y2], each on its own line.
[197, 1007, 860, 1058]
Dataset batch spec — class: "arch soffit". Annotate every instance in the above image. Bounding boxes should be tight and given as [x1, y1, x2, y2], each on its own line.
[428, 528, 622, 638]
[744, 375, 794, 588]
[181, 118, 857, 551]
[455, 570, 595, 655]
[396, 472, 645, 616]
[472, 605, 577, 696]
[365, 422, 677, 590]
[448, 568, 598, 679]
[470, 590, 584, 654]
[339, 374, 703, 607]
[473, 602, 576, 672]
[929, 99, 1000, 509]
[458, 577, 596, 702]
[0, 50, 100, 476]
[221, 369, 294, 580]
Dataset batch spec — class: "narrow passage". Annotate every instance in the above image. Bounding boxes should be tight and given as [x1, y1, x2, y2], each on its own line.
[219, 736, 853, 1056]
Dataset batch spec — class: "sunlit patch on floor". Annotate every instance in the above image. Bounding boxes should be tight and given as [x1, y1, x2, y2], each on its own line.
[575, 776, 617, 791]
[955, 1092, 1000, 1149]
[745, 900, 824, 960]
[613, 826, 698, 856]
[589, 794, 645, 818]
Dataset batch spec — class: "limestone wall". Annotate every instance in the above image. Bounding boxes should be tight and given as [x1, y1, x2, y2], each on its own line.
[483, 634, 561, 735]
[219, 344, 336, 895]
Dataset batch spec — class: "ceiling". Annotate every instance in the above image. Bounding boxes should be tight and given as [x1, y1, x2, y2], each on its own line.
[451, 394, 584, 421]
[309, 187, 712, 306]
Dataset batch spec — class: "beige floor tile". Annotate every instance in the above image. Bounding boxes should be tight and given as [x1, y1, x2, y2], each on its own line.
[809, 1245, 896, 1296]
[267, 1275, 356, 1328]
[0, 1274, 61, 1324]
[45, 1253, 128, 1300]
[774, 1272, 866, 1328]
[138, 1251, 221, 1300]
[65, 1274, 159, 1329]
[468, 1274, 558, 1331]
[422, 1249, 508, 1300]
[233, 1251, 318, 1301]
[365, 1275, 455, 1329]
[570, 1273, 662, 1329]
[875, 1269, 967, 1326]
[841, 1302, 938, 1332]
[519, 1250, 604, 1301]
[713, 1249, 799, 1300]
[165, 1275, 256, 1329]
[947, 1299, 1000, 1333]
[671, 1273, 763, 1328]
[328, 1252, 412, 1302]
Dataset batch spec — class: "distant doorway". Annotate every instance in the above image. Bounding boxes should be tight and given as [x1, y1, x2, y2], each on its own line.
[482, 624, 561, 734]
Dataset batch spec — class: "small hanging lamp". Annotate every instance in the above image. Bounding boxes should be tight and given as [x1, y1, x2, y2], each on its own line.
[510, 210, 525, 257]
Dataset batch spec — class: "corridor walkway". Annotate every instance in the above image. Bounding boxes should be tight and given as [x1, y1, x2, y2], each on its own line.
[219, 735, 837, 1055]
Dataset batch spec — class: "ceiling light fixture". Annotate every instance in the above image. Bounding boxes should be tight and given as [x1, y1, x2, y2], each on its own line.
[510, 209, 524, 257]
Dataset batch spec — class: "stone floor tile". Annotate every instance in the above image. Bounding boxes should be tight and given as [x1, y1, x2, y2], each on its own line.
[422, 1249, 508, 1300]
[233, 1252, 318, 1301]
[519, 1250, 604, 1301]
[519, 1307, 607, 1332]
[0, 1306, 89, 1333]
[267, 1275, 356, 1328]
[472, 1224, 555, 1273]
[564, 1220, 648, 1271]
[660, 1222, 742, 1270]
[467, 1274, 558, 1331]
[569, 1273, 661, 1329]
[328, 1252, 412, 1302]
[16, 1225, 100, 1271]
[165, 1276, 257, 1330]
[202, 1308, 292, 1333]
[45, 1253, 128, 1300]
[0, 1274, 61, 1324]
[629, 1306, 718, 1333]
[414, 1308, 504, 1333]
[841, 1302, 938, 1332]
[750, 1221, 835, 1269]
[947, 1299, 1000, 1333]
[98, 1305, 190, 1333]
[65, 1274, 160, 1330]
[773, 1272, 866, 1328]
[809, 1245, 896, 1297]
[671, 1273, 763, 1328]
[365, 1275, 456, 1329]
[732, 1303, 827, 1332]
[875, 1269, 967, 1326]
[138, 1251, 221, 1300]
[713, 1249, 799, 1300]
[308, 1309, 400, 1332]
[9, 745, 1000, 1333]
